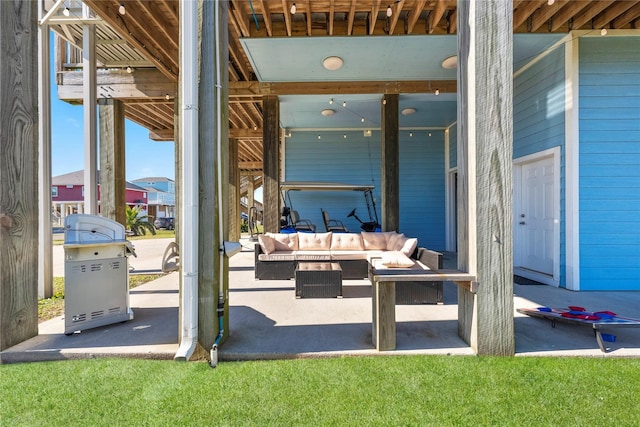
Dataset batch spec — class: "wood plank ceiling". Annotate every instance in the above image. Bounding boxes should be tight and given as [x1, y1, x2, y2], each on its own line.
[62, 0, 640, 178]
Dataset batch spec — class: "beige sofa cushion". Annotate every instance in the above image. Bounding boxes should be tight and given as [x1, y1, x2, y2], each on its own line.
[265, 232, 299, 251]
[330, 250, 369, 261]
[330, 233, 364, 250]
[361, 232, 388, 250]
[298, 232, 332, 250]
[380, 251, 416, 268]
[386, 232, 405, 251]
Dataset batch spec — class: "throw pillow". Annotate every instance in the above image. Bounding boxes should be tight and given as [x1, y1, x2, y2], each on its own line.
[258, 234, 275, 255]
[380, 251, 415, 268]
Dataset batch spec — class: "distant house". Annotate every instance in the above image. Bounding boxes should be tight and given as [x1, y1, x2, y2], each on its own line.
[51, 170, 149, 225]
[130, 177, 176, 220]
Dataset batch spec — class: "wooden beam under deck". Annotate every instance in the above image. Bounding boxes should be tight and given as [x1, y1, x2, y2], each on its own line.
[58, 68, 456, 100]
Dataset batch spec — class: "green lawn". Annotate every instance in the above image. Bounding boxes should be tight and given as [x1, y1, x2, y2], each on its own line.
[2, 356, 639, 426]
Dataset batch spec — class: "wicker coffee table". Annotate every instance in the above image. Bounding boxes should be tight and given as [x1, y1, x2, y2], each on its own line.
[295, 262, 342, 298]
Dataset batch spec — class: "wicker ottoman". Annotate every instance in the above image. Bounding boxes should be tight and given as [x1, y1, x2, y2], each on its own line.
[295, 262, 343, 298]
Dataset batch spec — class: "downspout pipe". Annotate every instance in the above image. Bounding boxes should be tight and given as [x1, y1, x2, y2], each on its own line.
[210, 0, 226, 368]
[174, 0, 199, 362]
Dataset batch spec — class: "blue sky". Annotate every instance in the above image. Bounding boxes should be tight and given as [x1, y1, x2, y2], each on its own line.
[51, 100, 176, 181]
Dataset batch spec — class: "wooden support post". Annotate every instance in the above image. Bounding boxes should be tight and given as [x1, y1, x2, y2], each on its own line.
[229, 138, 240, 241]
[456, 0, 514, 356]
[0, 0, 39, 351]
[381, 94, 399, 232]
[262, 95, 280, 233]
[197, 0, 229, 352]
[247, 177, 255, 219]
[82, 10, 98, 214]
[98, 99, 126, 226]
[371, 281, 396, 351]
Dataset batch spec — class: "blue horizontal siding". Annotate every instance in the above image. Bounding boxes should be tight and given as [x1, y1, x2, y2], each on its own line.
[285, 131, 382, 231]
[578, 37, 640, 291]
[399, 131, 446, 250]
[285, 130, 446, 249]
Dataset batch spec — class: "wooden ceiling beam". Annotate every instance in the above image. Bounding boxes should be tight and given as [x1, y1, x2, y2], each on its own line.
[448, 8, 457, 34]
[306, 1, 313, 36]
[255, 0, 273, 36]
[513, 0, 546, 29]
[137, 0, 178, 51]
[593, 1, 638, 29]
[149, 128, 175, 141]
[329, 0, 335, 35]
[571, 0, 615, 30]
[612, 2, 640, 28]
[549, 1, 592, 31]
[239, 162, 263, 170]
[369, 0, 381, 35]
[529, 0, 570, 32]
[229, 80, 457, 96]
[282, 0, 293, 36]
[228, 38, 252, 81]
[347, 0, 357, 35]
[406, 0, 427, 34]
[428, 0, 449, 34]
[229, 0, 251, 37]
[230, 128, 263, 138]
[83, 0, 178, 81]
[388, 0, 404, 35]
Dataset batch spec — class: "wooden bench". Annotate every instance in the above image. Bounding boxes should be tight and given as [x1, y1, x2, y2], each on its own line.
[368, 259, 477, 351]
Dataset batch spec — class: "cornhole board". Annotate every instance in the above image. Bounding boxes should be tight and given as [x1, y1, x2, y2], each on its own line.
[517, 307, 640, 353]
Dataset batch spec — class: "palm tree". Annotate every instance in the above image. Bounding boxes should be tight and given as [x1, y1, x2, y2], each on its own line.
[126, 205, 156, 236]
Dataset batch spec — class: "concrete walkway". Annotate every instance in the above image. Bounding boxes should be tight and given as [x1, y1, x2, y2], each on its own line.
[2, 238, 639, 363]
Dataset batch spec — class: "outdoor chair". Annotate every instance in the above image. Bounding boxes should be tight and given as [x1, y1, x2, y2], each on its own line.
[321, 209, 348, 232]
[290, 210, 316, 232]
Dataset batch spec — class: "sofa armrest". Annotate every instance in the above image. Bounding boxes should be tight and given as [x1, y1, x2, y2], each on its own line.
[255, 243, 263, 263]
[415, 247, 443, 270]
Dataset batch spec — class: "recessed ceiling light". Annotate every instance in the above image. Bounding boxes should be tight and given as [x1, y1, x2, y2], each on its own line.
[441, 55, 458, 69]
[323, 56, 344, 71]
[321, 109, 335, 116]
[401, 107, 416, 116]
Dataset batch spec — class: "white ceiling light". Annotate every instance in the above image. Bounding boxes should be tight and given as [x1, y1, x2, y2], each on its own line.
[441, 55, 458, 69]
[321, 109, 335, 116]
[386, 5, 392, 17]
[119, 3, 126, 15]
[290, 2, 296, 14]
[401, 107, 416, 116]
[323, 56, 344, 71]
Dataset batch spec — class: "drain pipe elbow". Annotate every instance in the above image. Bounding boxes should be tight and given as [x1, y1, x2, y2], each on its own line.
[210, 295, 225, 368]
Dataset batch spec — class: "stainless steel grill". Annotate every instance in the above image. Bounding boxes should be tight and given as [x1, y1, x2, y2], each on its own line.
[63, 214, 136, 335]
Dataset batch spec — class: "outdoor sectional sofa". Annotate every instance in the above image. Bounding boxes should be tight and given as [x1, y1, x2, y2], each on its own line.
[255, 231, 444, 304]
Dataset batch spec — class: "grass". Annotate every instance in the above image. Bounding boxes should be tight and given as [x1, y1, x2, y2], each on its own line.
[128, 228, 175, 240]
[1, 356, 639, 426]
[38, 275, 164, 323]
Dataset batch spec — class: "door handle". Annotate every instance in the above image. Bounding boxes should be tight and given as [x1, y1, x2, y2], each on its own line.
[519, 221, 526, 225]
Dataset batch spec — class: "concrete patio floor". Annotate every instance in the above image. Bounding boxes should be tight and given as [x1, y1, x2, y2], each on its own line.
[2, 238, 639, 363]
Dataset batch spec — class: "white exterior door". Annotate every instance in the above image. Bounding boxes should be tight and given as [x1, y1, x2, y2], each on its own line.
[514, 150, 559, 285]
